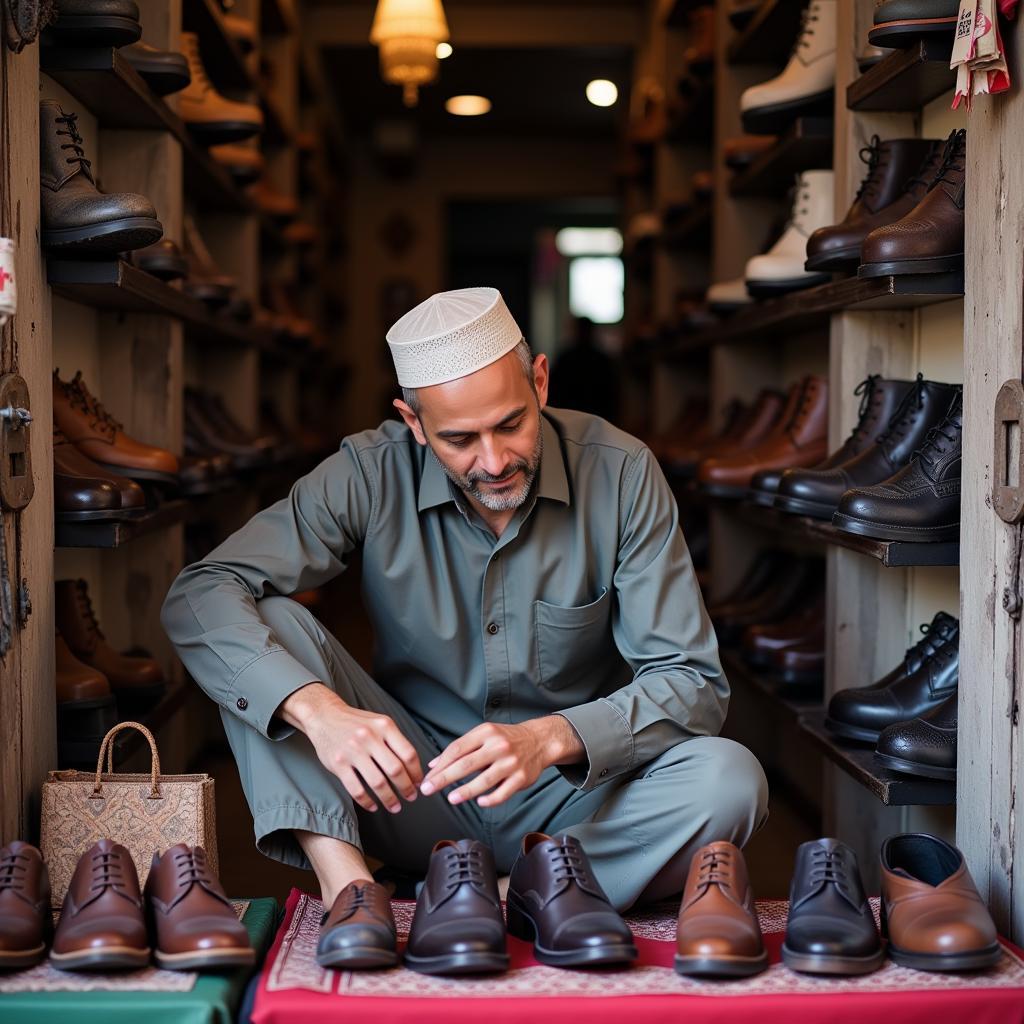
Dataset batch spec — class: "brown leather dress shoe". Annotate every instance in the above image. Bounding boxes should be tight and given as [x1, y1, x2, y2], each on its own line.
[54, 423, 146, 521]
[506, 832, 637, 968]
[145, 844, 253, 971]
[51, 839, 150, 971]
[316, 881, 399, 969]
[53, 370, 179, 486]
[675, 841, 767, 978]
[880, 833, 1001, 972]
[0, 842, 51, 969]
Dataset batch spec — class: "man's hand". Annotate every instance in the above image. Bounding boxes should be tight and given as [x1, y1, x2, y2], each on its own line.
[419, 716, 584, 808]
[279, 682, 423, 814]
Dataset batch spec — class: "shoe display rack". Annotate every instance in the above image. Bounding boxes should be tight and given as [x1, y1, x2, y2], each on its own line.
[623, 0, 1024, 932]
[0, 0, 348, 837]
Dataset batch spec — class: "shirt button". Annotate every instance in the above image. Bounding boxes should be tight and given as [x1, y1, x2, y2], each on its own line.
[236, 697, 248, 711]
[490, 697, 502, 708]
[599, 768, 609, 777]
[487, 622, 499, 635]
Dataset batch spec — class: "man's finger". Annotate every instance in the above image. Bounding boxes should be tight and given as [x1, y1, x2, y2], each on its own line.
[338, 766, 378, 813]
[356, 759, 402, 814]
[385, 728, 424, 785]
[421, 731, 485, 793]
[475, 775, 523, 808]
[422, 749, 493, 794]
[448, 762, 510, 805]
[371, 746, 418, 801]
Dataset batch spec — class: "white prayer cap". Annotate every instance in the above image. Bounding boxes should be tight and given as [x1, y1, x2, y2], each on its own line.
[386, 286, 524, 388]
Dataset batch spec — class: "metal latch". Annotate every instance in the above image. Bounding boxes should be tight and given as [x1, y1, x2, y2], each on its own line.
[994, 380, 1024, 523]
[0, 373, 33, 510]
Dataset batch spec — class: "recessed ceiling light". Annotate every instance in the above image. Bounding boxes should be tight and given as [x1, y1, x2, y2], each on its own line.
[445, 94, 491, 116]
[436, 42, 452, 58]
[586, 79, 618, 107]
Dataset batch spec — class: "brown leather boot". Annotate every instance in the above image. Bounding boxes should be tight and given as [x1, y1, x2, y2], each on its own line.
[56, 630, 118, 765]
[53, 369, 179, 486]
[55, 578, 166, 707]
[51, 840, 149, 971]
[674, 841, 768, 978]
[0, 842, 51, 969]
[178, 32, 262, 143]
[56, 631, 114, 708]
[145, 845, 253, 971]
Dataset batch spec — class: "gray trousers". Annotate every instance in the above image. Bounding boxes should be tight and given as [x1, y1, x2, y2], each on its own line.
[222, 597, 770, 911]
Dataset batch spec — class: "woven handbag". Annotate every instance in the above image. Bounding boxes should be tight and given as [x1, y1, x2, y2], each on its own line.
[40, 721, 218, 909]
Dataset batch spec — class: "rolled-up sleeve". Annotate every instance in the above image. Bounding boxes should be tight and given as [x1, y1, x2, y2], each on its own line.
[160, 441, 375, 738]
[556, 446, 729, 790]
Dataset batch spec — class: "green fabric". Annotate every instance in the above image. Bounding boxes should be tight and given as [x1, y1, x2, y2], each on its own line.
[161, 408, 727, 791]
[0, 897, 277, 1024]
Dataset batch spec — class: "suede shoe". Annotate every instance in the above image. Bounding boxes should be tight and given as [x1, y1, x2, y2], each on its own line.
[317, 881, 399, 969]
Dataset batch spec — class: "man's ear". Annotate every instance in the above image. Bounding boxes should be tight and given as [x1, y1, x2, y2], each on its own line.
[393, 398, 427, 446]
[532, 353, 550, 410]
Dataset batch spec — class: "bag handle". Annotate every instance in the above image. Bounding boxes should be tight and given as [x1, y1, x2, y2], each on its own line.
[92, 721, 162, 799]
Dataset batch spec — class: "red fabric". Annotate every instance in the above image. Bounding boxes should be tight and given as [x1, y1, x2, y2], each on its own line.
[251, 888, 1024, 1024]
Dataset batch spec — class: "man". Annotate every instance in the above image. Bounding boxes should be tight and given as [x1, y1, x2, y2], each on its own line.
[162, 287, 768, 968]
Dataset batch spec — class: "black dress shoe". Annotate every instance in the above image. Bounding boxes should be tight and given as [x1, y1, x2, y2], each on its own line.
[748, 467, 785, 507]
[875, 692, 957, 780]
[833, 389, 962, 542]
[45, 0, 141, 47]
[506, 832, 637, 968]
[122, 41, 191, 96]
[782, 838, 883, 975]
[775, 375, 921, 519]
[826, 610, 957, 742]
[317, 881, 399, 969]
[404, 839, 508, 976]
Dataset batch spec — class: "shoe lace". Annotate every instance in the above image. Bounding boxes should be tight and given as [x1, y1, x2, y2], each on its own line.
[171, 847, 213, 889]
[829, 375, 883, 460]
[904, 617, 956, 666]
[913, 398, 962, 480]
[89, 848, 130, 897]
[785, 378, 819, 437]
[696, 846, 733, 891]
[929, 129, 967, 193]
[786, 174, 815, 235]
[444, 847, 487, 891]
[548, 840, 589, 886]
[791, 1, 820, 58]
[808, 847, 851, 896]
[74, 579, 105, 642]
[183, 34, 212, 93]
[0, 850, 29, 894]
[60, 371, 123, 439]
[54, 110, 94, 181]
[875, 373, 926, 453]
[853, 137, 887, 205]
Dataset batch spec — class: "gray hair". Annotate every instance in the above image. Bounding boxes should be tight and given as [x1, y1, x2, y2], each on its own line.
[401, 338, 535, 415]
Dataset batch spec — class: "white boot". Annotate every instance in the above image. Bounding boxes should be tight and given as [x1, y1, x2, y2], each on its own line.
[740, 0, 836, 134]
[745, 170, 835, 297]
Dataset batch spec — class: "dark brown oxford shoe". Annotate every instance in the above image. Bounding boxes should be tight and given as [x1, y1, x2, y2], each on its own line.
[0, 842, 51, 969]
[507, 832, 637, 968]
[405, 839, 508, 976]
[317, 881, 399, 970]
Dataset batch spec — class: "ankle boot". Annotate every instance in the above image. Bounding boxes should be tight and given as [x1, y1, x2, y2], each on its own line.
[178, 32, 262, 143]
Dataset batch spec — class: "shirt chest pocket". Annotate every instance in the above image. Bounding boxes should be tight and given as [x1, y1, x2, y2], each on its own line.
[533, 587, 612, 692]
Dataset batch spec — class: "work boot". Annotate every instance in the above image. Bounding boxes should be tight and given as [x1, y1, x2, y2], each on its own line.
[178, 32, 262, 143]
[209, 142, 265, 185]
[40, 101, 162, 255]
[129, 238, 187, 281]
[45, 0, 140, 47]
[123, 41, 191, 96]
[56, 631, 117, 764]
[870, 0, 960, 48]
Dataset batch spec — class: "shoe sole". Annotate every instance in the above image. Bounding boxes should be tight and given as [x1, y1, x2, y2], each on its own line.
[674, 951, 769, 978]
[868, 18, 957, 48]
[747, 487, 780, 507]
[154, 947, 255, 970]
[874, 751, 956, 780]
[781, 943, 885, 975]
[45, 15, 141, 47]
[124, 59, 191, 97]
[316, 945, 400, 970]
[184, 283, 233, 308]
[134, 256, 188, 281]
[740, 88, 834, 135]
[831, 512, 960, 543]
[0, 944, 46, 969]
[50, 946, 151, 971]
[43, 218, 163, 255]
[858, 253, 964, 277]
[824, 717, 882, 743]
[55, 507, 146, 522]
[746, 274, 832, 298]
[887, 941, 1001, 972]
[403, 950, 509, 975]
[507, 903, 637, 968]
[186, 121, 264, 145]
[773, 493, 838, 519]
[805, 246, 862, 273]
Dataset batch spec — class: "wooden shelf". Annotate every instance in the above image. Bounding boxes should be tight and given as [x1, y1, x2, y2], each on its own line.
[260, 88, 293, 148]
[47, 259, 270, 350]
[661, 204, 712, 251]
[55, 500, 190, 549]
[663, 272, 964, 353]
[847, 38, 955, 112]
[261, 0, 296, 35]
[728, 0, 805, 65]
[183, 0, 258, 92]
[729, 117, 834, 197]
[721, 649, 821, 720]
[800, 710, 955, 805]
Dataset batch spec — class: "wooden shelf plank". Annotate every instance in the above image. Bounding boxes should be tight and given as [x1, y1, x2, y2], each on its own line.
[800, 710, 955, 805]
[729, 117, 834, 197]
[55, 500, 190, 549]
[662, 272, 964, 354]
[183, 0, 258, 92]
[847, 38, 955, 112]
[728, 0, 805, 65]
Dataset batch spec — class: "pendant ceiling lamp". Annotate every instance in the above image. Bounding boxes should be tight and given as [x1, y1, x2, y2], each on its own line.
[369, 0, 450, 108]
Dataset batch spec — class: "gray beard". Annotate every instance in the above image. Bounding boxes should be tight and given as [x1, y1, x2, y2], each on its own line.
[431, 428, 544, 513]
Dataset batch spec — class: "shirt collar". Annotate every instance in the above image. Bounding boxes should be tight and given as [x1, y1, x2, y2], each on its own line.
[417, 413, 570, 512]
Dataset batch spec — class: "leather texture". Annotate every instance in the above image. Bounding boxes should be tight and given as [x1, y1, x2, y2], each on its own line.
[0, 841, 51, 968]
[50, 839, 150, 970]
[805, 137, 941, 269]
[122, 41, 191, 96]
[317, 880, 398, 969]
[55, 631, 113, 705]
[834, 388, 962, 542]
[875, 691, 957, 780]
[55, 578, 166, 699]
[742, 596, 824, 666]
[782, 838, 882, 974]
[506, 832, 637, 967]
[405, 839, 508, 975]
[56, 0, 139, 16]
[872, 0, 960, 24]
[827, 610, 958, 742]
[674, 841, 767, 977]
[53, 370, 180, 480]
[880, 833, 1000, 971]
[661, 397, 751, 476]
[145, 844, 253, 969]
[130, 238, 187, 281]
[775, 375, 919, 518]
[772, 636, 825, 682]
[178, 32, 263, 138]
[54, 424, 146, 516]
[860, 130, 966, 273]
